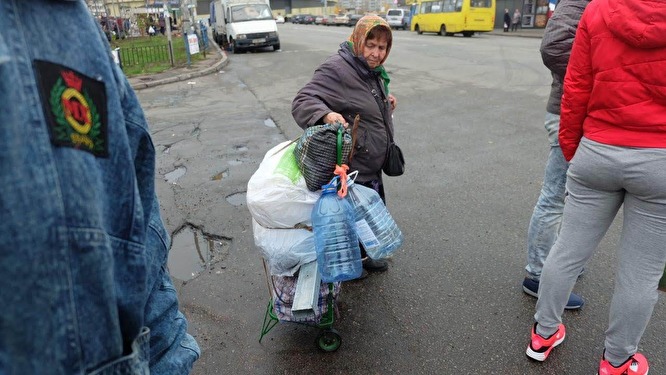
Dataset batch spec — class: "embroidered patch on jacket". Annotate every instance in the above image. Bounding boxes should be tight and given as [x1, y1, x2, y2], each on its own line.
[34, 60, 108, 157]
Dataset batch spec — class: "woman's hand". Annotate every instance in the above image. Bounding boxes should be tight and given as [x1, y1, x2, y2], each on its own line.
[388, 94, 397, 112]
[324, 112, 348, 127]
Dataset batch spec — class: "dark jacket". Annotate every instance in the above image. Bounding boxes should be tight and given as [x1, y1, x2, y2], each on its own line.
[503, 12, 511, 27]
[292, 42, 393, 183]
[540, 0, 590, 114]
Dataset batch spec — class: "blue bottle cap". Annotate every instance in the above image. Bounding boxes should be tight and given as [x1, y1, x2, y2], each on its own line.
[321, 175, 339, 193]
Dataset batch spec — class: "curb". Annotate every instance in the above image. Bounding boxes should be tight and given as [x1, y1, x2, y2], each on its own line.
[487, 34, 543, 39]
[486, 31, 544, 39]
[131, 42, 229, 91]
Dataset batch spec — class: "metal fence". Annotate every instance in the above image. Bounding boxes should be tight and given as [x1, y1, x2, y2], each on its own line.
[117, 44, 171, 67]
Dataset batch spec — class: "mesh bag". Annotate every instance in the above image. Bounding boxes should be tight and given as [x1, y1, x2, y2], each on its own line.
[293, 123, 352, 191]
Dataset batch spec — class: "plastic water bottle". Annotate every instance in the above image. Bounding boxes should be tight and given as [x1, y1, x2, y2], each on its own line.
[346, 179, 403, 259]
[311, 180, 363, 282]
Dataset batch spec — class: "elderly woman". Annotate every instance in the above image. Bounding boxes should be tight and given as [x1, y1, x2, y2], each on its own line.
[292, 15, 398, 273]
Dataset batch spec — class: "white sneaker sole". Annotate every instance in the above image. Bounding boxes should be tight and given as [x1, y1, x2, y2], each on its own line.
[526, 333, 565, 361]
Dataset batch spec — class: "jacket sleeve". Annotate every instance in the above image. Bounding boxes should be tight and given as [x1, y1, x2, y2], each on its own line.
[292, 58, 348, 129]
[540, 0, 588, 79]
[117, 68, 201, 374]
[559, 9, 592, 162]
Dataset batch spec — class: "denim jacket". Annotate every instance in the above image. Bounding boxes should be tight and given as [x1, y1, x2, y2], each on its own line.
[0, 1, 199, 373]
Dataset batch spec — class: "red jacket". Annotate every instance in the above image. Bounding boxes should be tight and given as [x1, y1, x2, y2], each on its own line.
[559, 0, 666, 161]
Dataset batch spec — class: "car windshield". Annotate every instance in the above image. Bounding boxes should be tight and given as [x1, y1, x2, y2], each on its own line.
[387, 10, 403, 16]
[231, 4, 274, 22]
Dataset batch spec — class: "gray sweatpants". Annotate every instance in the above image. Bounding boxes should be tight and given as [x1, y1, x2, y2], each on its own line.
[534, 137, 666, 366]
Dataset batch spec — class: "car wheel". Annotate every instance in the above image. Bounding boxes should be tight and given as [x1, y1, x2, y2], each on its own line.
[415, 24, 422, 34]
[231, 39, 245, 54]
[273, 43, 280, 51]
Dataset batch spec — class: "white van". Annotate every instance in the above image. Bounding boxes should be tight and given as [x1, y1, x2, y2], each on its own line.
[210, 0, 280, 53]
[386, 8, 407, 30]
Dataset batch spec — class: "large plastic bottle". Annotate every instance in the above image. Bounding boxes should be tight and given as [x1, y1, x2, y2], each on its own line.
[311, 180, 363, 282]
[346, 179, 404, 259]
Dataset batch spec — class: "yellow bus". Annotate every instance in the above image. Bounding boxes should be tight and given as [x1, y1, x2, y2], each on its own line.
[410, 0, 495, 37]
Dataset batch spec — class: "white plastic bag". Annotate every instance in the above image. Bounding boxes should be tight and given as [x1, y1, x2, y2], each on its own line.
[247, 141, 320, 229]
[252, 219, 316, 276]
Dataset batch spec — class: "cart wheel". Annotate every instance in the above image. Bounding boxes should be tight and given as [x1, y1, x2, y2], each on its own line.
[316, 328, 342, 352]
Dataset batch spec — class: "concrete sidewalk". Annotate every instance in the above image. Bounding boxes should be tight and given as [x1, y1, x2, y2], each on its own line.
[128, 40, 229, 91]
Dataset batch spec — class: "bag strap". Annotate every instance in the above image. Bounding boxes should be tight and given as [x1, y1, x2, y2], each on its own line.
[368, 84, 394, 144]
[334, 126, 349, 197]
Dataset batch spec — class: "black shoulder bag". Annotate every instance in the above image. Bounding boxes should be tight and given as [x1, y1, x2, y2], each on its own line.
[370, 87, 405, 177]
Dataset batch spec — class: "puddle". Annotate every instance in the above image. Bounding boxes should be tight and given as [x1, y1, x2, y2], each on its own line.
[168, 225, 231, 282]
[263, 118, 276, 128]
[165, 166, 186, 184]
[226, 192, 246, 206]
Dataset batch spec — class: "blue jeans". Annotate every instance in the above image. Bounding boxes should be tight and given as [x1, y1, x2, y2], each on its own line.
[525, 112, 568, 280]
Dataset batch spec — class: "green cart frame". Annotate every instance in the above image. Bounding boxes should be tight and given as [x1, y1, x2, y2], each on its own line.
[259, 261, 342, 352]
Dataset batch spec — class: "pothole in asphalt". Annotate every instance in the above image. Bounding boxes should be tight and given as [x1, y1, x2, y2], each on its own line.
[168, 224, 231, 282]
[226, 192, 246, 206]
[234, 145, 248, 152]
[164, 166, 187, 184]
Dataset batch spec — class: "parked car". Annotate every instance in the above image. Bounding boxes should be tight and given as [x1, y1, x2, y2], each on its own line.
[302, 14, 315, 24]
[334, 13, 350, 26]
[386, 9, 407, 30]
[324, 14, 337, 25]
[275, 15, 285, 23]
[314, 15, 324, 24]
[348, 14, 362, 27]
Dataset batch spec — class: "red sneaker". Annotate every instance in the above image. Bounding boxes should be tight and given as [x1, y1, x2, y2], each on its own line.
[526, 323, 566, 361]
[598, 353, 649, 375]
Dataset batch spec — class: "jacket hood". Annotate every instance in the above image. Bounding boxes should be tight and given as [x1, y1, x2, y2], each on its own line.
[602, 0, 666, 49]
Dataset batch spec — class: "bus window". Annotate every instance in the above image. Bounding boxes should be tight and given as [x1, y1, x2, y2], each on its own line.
[432, 2, 441, 12]
[472, 0, 492, 7]
[455, 0, 463, 11]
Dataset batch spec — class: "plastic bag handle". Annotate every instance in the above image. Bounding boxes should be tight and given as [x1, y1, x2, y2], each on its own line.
[336, 125, 343, 166]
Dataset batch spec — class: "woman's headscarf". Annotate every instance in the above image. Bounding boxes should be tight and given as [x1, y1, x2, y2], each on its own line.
[348, 15, 393, 66]
[347, 15, 393, 93]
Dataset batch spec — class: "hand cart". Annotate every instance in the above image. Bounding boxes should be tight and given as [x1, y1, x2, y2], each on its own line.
[259, 260, 343, 352]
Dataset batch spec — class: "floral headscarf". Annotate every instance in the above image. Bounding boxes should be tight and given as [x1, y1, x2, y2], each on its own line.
[348, 15, 393, 66]
[347, 15, 393, 93]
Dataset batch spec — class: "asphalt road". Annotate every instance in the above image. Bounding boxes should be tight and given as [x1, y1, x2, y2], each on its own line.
[136, 23, 665, 374]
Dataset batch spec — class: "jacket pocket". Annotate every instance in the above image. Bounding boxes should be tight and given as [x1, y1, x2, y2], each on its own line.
[87, 327, 151, 375]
